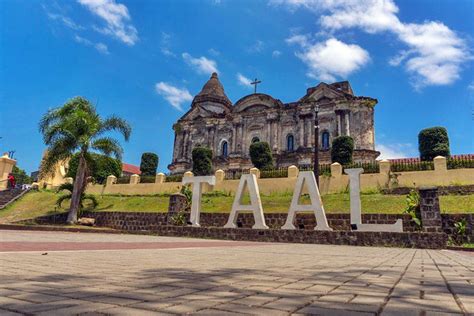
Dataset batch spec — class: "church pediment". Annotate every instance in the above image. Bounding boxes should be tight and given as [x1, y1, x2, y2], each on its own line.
[179, 106, 216, 121]
[233, 93, 282, 113]
[301, 84, 346, 103]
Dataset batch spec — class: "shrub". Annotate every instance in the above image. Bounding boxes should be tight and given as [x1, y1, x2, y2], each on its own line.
[249, 141, 273, 169]
[418, 127, 450, 161]
[331, 136, 354, 165]
[140, 152, 159, 176]
[192, 147, 213, 176]
[67, 153, 122, 184]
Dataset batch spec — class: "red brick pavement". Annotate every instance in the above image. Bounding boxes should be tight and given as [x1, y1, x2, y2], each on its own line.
[0, 240, 264, 252]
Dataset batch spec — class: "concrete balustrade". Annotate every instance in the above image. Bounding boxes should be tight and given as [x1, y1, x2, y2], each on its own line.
[249, 167, 260, 179]
[155, 173, 166, 184]
[106, 175, 117, 186]
[130, 174, 140, 185]
[434, 156, 447, 172]
[288, 165, 299, 178]
[330, 162, 342, 177]
[215, 169, 225, 182]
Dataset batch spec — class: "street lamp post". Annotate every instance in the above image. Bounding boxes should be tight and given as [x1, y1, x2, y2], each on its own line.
[313, 104, 320, 187]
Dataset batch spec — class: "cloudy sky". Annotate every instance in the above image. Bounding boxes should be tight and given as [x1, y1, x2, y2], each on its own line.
[1, 0, 473, 173]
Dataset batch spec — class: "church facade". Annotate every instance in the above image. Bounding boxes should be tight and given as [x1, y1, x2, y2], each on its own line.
[168, 73, 379, 174]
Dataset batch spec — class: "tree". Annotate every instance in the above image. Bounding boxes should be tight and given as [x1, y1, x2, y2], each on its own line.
[39, 97, 131, 224]
[249, 141, 273, 169]
[140, 152, 159, 176]
[418, 127, 450, 161]
[66, 153, 122, 184]
[192, 147, 212, 176]
[331, 136, 354, 165]
[12, 166, 32, 185]
[56, 183, 98, 214]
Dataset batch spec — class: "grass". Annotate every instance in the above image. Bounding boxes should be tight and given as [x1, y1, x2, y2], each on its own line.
[0, 190, 472, 223]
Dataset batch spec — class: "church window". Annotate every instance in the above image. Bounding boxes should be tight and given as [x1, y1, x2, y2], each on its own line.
[222, 141, 228, 158]
[322, 131, 330, 150]
[287, 134, 294, 152]
[252, 137, 260, 143]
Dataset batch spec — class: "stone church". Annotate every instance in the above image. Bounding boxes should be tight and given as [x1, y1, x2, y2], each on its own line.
[168, 73, 379, 174]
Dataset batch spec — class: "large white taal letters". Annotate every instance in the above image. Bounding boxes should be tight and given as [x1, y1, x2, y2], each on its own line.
[344, 168, 403, 232]
[282, 171, 332, 231]
[224, 174, 269, 229]
[182, 175, 216, 227]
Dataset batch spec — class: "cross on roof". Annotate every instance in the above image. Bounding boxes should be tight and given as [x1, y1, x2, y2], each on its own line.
[250, 78, 262, 94]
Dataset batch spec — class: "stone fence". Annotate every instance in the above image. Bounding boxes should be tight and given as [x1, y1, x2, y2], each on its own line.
[85, 156, 474, 196]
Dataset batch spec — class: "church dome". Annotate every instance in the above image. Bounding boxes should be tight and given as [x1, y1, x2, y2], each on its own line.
[192, 72, 232, 108]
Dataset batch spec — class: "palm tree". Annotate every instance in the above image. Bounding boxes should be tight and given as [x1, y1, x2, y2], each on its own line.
[39, 97, 131, 224]
[56, 183, 98, 212]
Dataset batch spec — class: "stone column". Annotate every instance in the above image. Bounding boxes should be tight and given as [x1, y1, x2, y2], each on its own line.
[434, 156, 447, 172]
[299, 117, 305, 148]
[288, 165, 299, 178]
[130, 174, 140, 185]
[155, 173, 166, 184]
[345, 111, 350, 136]
[106, 175, 117, 186]
[419, 187, 443, 233]
[167, 193, 188, 225]
[337, 112, 342, 136]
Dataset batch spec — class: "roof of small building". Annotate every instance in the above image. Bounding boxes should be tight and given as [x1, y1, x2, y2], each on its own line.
[122, 163, 141, 175]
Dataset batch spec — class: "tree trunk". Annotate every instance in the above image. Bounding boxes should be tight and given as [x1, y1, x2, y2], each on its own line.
[67, 155, 87, 224]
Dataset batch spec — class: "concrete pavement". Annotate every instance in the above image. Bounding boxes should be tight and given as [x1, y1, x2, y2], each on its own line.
[0, 230, 472, 315]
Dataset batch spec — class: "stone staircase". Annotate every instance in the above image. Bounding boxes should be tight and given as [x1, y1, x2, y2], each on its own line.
[0, 188, 30, 209]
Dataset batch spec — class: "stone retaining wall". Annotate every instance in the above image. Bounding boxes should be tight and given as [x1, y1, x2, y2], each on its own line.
[31, 211, 472, 239]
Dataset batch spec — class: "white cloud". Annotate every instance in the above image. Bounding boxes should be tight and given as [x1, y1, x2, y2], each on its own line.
[468, 81, 474, 91]
[160, 32, 175, 57]
[155, 82, 193, 111]
[272, 50, 282, 58]
[74, 35, 110, 54]
[182, 53, 219, 75]
[208, 48, 220, 56]
[274, 0, 471, 88]
[293, 38, 370, 81]
[285, 34, 310, 47]
[46, 11, 84, 30]
[78, 0, 138, 45]
[376, 143, 416, 160]
[246, 40, 265, 54]
[236, 73, 253, 88]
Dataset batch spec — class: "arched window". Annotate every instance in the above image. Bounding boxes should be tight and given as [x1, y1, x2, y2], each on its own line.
[322, 131, 330, 150]
[287, 134, 294, 152]
[221, 141, 228, 158]
[252, 137, 260, 143]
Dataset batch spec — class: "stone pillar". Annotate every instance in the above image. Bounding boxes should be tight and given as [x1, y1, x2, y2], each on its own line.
[299, 118, 305, 148]
[167, 193, 188, 224]
[0, 153, 16, 190]
[288, 165, 299, 178]
[130, 174, 140, 185]
[106, 175, 117, 186]
[419, 187, 443, 233]
[155, 173, 166, 184]
[183, 171, 193, 179]
[379, 160, 390, 174]
[215, 169, 225, 182]
[249, 167, 260, 179]
[337, 112, 342, 136]
[434, 156, 447, 172]
[330, 162, 342, 177]
[345, 111, 350, 136]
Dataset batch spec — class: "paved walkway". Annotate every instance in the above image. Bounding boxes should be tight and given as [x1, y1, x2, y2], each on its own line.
[0, 230, 472, 315]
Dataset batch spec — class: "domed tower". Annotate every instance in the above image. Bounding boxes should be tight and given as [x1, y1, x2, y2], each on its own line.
[191, 72, 232, 115]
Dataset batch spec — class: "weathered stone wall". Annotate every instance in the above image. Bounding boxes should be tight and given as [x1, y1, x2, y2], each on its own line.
[31, 211, 472, 239]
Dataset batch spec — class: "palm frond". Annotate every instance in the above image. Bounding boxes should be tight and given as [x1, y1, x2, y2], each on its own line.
[91, 137, 124, 160]
[57, 182, 74, 193]
[98, 116, 131, 141]
[56, 193, 72, 208]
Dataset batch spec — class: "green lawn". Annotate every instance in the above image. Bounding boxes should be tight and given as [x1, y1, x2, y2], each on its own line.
[0, 190, 472, 223]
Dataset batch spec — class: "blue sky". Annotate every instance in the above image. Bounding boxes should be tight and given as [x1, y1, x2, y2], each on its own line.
[0, 0, 473, 174]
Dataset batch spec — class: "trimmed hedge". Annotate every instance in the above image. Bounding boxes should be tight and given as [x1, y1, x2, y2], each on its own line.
[249, 141, 274, 170]
[140, 152, 159, 176]
[192, 147, 213, 176]
[331, 136, 354, 165]
[418, 127, 450, 161]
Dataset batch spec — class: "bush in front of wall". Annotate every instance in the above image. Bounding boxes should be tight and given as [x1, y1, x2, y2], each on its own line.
[331, 136, 354, 165]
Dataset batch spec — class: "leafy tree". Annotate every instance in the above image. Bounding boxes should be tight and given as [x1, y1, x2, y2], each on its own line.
[192, 147, 212, 176]
[56, 182, 98, 215]
[66, 153, 122, 184]
[331, 136, 354, 165]
[39, 97, 131, 223]
[12, 166, 32, 185]
[418, 127, 450, 161]
[140, 152, 159, 176]
[249, 141, 273, 169]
